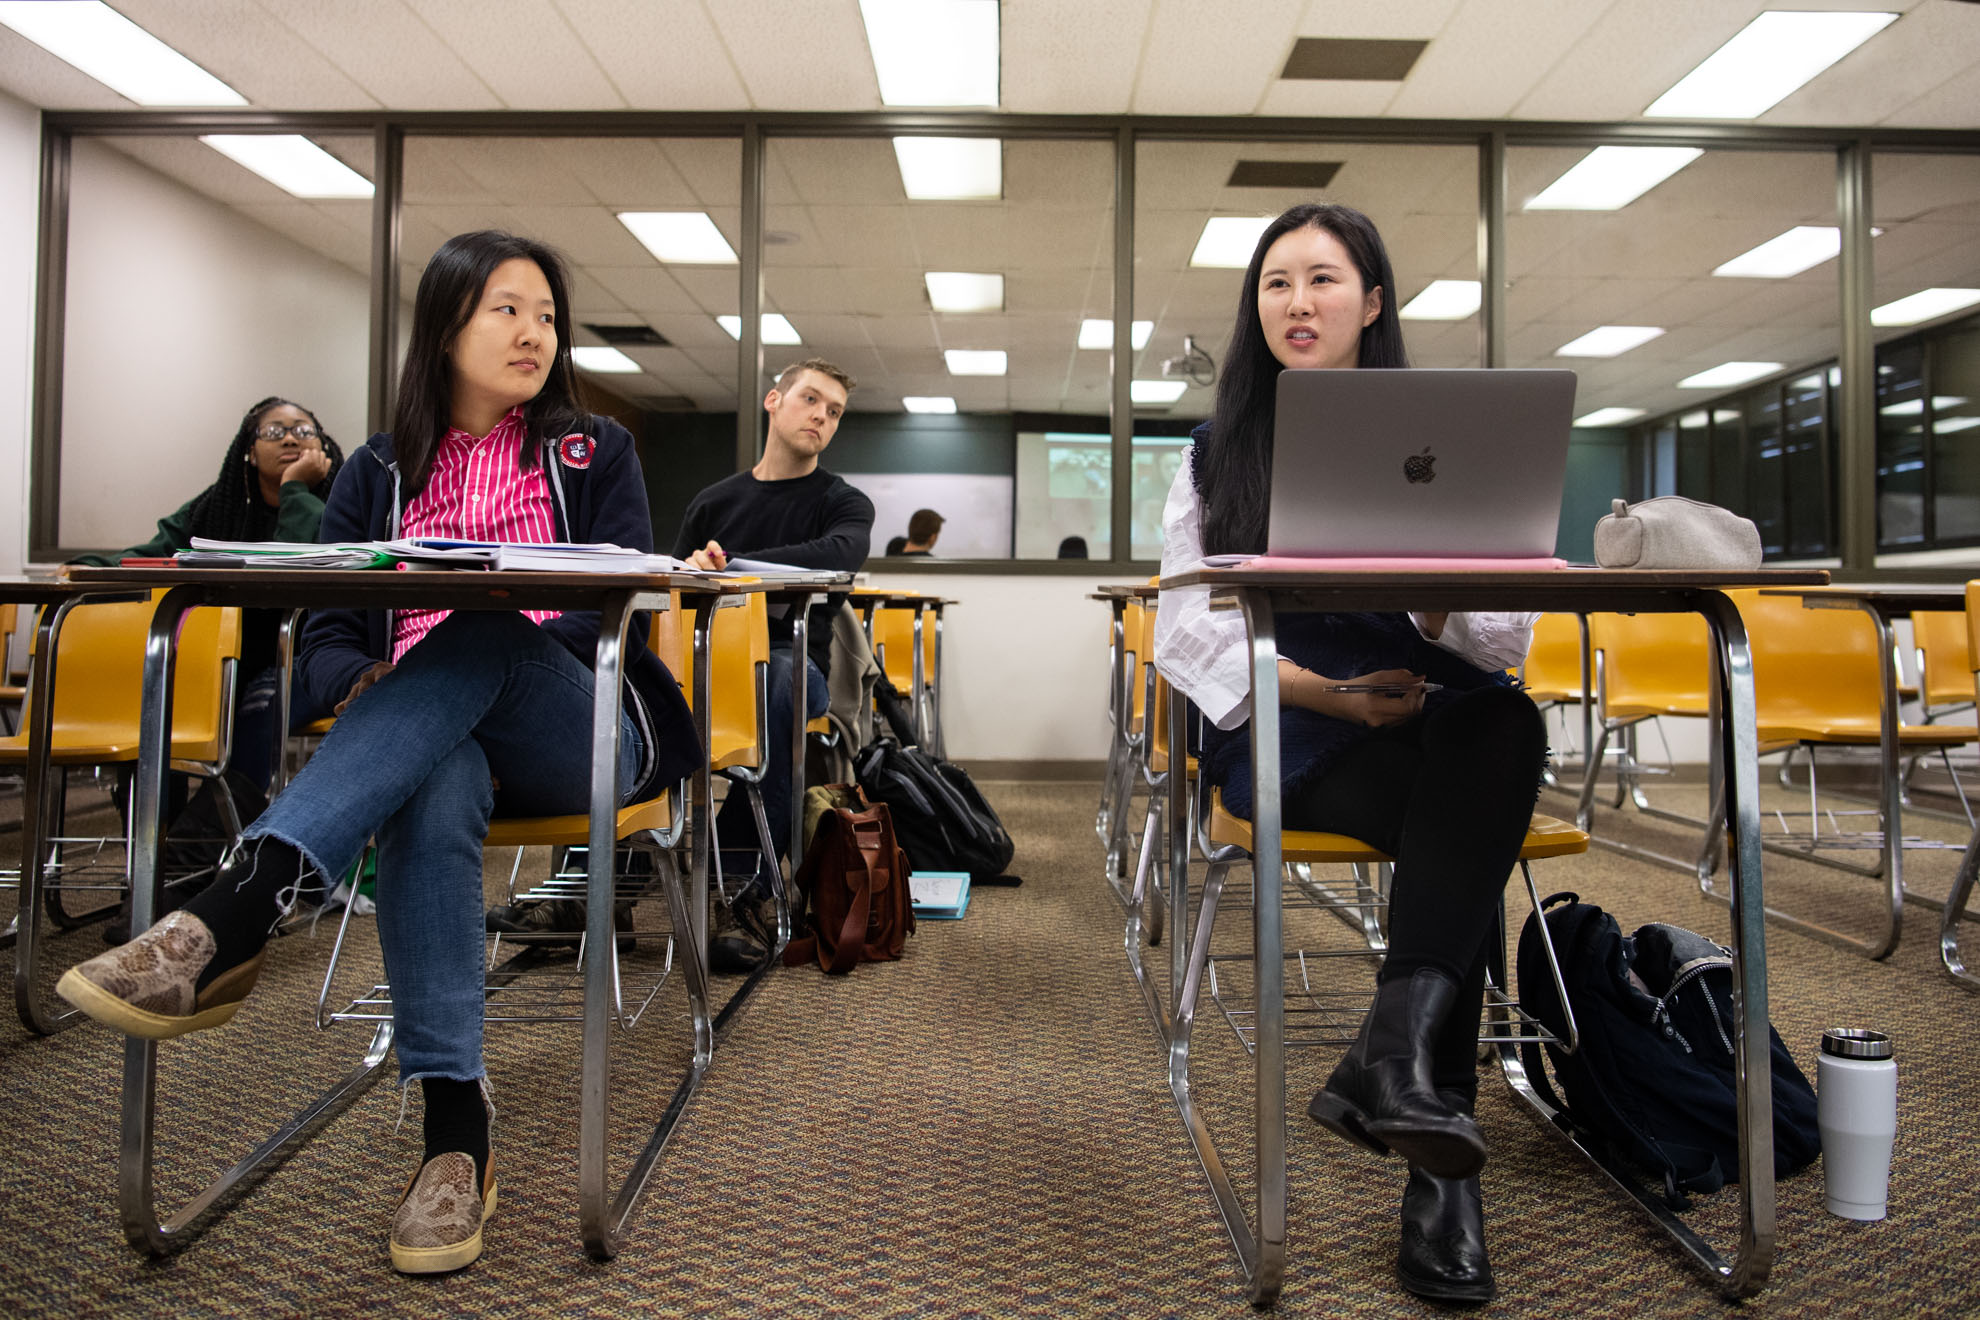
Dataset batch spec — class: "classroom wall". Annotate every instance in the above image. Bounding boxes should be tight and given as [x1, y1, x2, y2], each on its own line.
[57, 137, 371, 552]
[862, 569, 1137, 764]
[0, 90, 37, 576]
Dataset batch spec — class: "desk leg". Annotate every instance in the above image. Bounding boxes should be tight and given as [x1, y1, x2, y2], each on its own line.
[1099, 602, 1127, 843]
[15, 600, 74, 1032]
[579, 592, 713, 1258]
[1868, 602, 1905, 959]
[690, 606, 715, 968]
[1704, 592, 1777, 1298]
[117, 586, 390, 1256]
[910, 606, 927, 748]
[1941, 827, 1980, 989]
[790, 595, 815, 874]
[1168, 686, 1190, 1032]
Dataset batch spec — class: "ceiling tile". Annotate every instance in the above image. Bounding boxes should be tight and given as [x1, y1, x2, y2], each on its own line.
[1001, 0, 1151, 113]
[706, 0, 880, 110]
[111, 0, 379, 108]
[768, 137, 904, 207]
[0, 30, 133, 109]
[1385, 0, 1601, 120]
[254, 0, 503, 109]
[1253, 80, 1400, 117]
[1511, 0, 1760, 122]
[1766, 1, 1952, 126]
[95, 136, 294, 206]
[402, 0, 623, 108]
[551, 0, 749, 109]
[1132, 0, 1307, 114]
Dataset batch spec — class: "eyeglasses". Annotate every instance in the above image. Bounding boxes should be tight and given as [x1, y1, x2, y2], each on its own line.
[256, 422, 319, 443]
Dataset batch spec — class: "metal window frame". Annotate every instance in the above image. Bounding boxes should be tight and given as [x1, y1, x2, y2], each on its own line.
[28, 108, 1980, 571]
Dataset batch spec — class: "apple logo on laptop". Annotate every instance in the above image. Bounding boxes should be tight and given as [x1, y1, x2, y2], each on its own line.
[1403, 446, 1436, 484]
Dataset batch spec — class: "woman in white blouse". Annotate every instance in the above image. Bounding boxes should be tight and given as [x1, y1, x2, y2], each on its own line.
[1154, 202, 1544, 1306]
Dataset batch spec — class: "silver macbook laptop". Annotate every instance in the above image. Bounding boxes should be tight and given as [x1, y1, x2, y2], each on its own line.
[1267, 368, 1578, 559]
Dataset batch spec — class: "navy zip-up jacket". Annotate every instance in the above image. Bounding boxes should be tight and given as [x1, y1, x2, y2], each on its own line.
[295, 415, 701, 793]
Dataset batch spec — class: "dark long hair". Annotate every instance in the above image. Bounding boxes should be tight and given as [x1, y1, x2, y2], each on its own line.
[1196, 203, 1410, 556]
[183, 396, 344, 542]
[390, 230, 587, 497]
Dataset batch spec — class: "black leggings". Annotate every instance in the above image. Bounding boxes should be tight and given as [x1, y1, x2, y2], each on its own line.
[1283, 685, 1547, 1095]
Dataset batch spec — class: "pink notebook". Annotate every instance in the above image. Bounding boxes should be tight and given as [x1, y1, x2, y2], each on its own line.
[1248, 555, 1566, 572]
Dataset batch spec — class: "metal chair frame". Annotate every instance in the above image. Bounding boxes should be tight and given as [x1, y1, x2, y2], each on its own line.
[4, 591, 244, 1033]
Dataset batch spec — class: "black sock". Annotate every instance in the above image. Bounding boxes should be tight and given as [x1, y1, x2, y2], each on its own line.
[422, 1078, 489, 1186]
[179, 837, 312, 990]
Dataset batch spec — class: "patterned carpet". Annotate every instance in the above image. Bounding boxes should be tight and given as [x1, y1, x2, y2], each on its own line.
[1, 770, 1976, 1317]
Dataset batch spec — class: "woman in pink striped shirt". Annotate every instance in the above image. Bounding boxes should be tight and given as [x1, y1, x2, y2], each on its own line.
[63, 230, 699, 1275]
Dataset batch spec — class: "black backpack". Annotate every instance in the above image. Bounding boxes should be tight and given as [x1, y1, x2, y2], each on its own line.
[1516, 892, 1821, 1208]
[853, 738, 1016, 883]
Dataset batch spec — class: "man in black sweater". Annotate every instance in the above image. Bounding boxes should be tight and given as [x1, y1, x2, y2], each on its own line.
[675, 357, 874, 969]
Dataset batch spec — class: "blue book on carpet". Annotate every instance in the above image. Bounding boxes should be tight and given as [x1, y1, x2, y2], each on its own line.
[909, 870, 971, 920]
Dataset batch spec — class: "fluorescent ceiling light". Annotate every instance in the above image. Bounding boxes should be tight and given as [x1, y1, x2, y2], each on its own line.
[1189, 216, 1275, 269]
[1556, 325, 1666, 358]
[199, 135, 373, 199]
[1872, 288, 1980, 327]
[1679, 361, 1782, 389]
[1936, 416, 1980, 435]
[1078, 319, 1154, 350]
[619, 212, 737, 264]
[892, 137, 1002, 200]
[1713, 409, 1742, 424]
[715, 314, 802, 345]
[902, 396, 958, 414]
[0, 1, 245, 106]
[1525, 147, 1702, 211]
[1398, 280, 1481, 321]
[924, 271, 1004, 313]
[858, 0, 999, 107]
[1712, 225, 1882, 279]
[944, 349, 1007, 376]
[1880, 396, 1969, 417]
[1130, 379, 1189, 405]
[1574, 407, 1647, 427]
[1645, 11, 1897, 119]
[571, 346, 640, 374]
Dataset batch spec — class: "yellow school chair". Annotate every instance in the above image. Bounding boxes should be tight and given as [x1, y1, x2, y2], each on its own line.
[1170, 785, 1586, 1071]
[1935, 583, 1980, 991]
[1, 590, 243, 1032]
[1521, 613, 1589, 784]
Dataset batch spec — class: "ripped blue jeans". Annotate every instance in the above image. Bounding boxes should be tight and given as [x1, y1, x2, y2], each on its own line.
[242, 611, 644, 1083]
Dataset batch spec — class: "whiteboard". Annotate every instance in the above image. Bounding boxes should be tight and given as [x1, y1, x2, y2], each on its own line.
[839, 473, 1014, 559]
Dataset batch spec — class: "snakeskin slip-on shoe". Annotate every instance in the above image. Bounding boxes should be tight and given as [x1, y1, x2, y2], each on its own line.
[54, 910, 264, 1040]
[390, 1150, 498, 1274]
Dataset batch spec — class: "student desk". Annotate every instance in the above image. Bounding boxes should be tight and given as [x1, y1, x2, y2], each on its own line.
[1158, 564, 1825, 1306]
[64, 563, 842, 1264]
[1, 577, 147, 1032]
[851, 587, 953, 756]
[1764, 585, 1974, 976]
[1088, 584, 1159, 877]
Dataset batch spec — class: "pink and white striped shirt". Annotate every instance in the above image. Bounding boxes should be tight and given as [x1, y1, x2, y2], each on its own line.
[393, 407, 560, 660]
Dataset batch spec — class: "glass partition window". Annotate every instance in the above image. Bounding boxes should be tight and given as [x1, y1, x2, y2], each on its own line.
[1131, 139, 1479, 557]
[1874, 152, 1980, 549]
[1512, 146, 1838, 556]
[401, 135, 744, 417]
[60, 133, 375, 552]
[763, 135, 1115, 560]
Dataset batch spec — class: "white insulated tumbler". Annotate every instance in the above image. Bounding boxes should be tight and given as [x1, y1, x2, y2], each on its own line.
[1817, 1028, 1897, 1221]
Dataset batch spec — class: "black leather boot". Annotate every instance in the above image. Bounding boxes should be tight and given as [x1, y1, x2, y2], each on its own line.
[1307, 967, 1486, 1179]
[1397, 1087, 1494, 1303]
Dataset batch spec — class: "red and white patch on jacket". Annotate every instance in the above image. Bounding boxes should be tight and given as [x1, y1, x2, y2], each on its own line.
[558, 433, 595, 469]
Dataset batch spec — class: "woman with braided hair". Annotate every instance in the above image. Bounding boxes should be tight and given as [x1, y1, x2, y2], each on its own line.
[76, 398, 345, 928]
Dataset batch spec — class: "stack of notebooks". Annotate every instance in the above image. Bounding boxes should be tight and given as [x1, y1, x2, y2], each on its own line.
[176, 538, 807, 575]
[908, 871, 971, 920]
